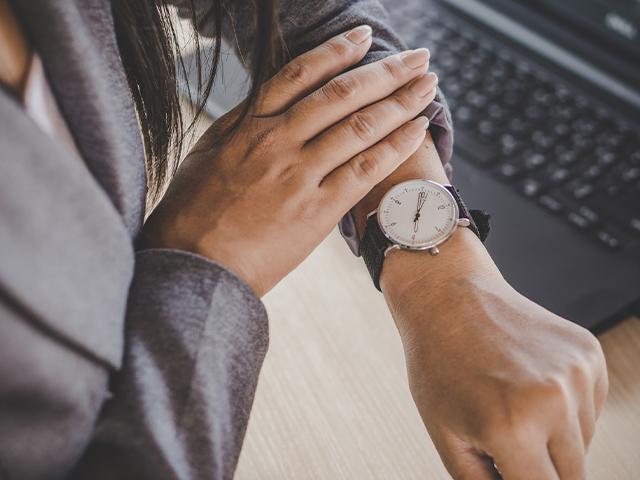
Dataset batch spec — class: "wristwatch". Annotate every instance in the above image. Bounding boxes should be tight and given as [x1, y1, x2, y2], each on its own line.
[361, 179, 490, 290]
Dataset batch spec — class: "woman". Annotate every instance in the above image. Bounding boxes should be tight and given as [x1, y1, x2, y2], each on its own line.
[0, 0, 607, 479]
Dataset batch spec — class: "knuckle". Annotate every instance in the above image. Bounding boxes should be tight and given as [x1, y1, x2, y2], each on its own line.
[582, 333, 605, 366]
[569, 331, 605, 383]
[381, 57, 402, 79]
[247, 123, 279, 154]
[348, 111, 377, 142]
[383, 136, 405, 159]
[350, 152, 379, 179]
[322, 75, 357, 101]
[539, 376, 573, 420]
[324, 38, 353, 60]
[280, 60, 309, 87]
[393, 91, 415, 113]
[483, 414, 539, 452]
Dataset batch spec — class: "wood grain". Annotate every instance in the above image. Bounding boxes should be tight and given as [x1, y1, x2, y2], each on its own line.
[235, 229, 640, 480]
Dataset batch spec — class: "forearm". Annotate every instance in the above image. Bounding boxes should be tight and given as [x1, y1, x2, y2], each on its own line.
[72, 250, 268, 480]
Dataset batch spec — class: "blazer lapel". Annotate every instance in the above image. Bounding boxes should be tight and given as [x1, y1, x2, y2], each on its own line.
[0, 92, 133, 368]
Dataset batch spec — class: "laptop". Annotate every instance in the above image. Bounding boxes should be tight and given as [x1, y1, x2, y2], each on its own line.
[380, 0, 640, 331]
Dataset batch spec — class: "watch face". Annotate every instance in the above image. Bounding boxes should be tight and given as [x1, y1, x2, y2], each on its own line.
[377, 180, 459, 250]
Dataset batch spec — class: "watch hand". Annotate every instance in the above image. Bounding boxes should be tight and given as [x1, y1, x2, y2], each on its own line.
[414, 218, 420, 232]
[417, 191, 427, 212]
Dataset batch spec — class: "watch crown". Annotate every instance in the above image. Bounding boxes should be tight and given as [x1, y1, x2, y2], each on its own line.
[457, 218, 471, 227]
[429, 247, 440, 256]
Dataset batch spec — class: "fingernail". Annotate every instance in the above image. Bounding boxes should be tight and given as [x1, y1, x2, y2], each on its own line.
[405, 116, 430, 138]
[410, 72, 439, 97]
[345, 25, 373, 44]
[400, 48, 430, 69]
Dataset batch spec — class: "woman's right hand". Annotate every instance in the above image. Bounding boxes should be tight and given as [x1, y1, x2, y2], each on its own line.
[141, 25, 439, 296]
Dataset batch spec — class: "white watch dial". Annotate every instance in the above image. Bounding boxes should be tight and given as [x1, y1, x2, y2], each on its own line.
[378, 180, 459, 249]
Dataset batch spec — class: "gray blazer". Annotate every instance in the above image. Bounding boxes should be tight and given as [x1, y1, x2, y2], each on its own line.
[0, 0, 450, 478]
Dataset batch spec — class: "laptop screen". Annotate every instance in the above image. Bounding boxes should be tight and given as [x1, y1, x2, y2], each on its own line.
[531, 0, 640, 59]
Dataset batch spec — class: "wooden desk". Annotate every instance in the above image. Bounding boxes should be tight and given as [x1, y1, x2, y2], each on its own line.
[235, 229, 640, 479]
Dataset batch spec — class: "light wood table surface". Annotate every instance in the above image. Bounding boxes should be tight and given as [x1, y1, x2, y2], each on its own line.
[235, 229, 640, 480]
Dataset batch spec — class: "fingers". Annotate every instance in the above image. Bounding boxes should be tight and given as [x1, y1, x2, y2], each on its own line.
[494, 452, 559, 480]
[490, 443, 559, 480]
[319, 116, 427, 213]
[286, 48, 430, 141]
[256, 25, 373, 116]
[445, 452, 500, 480]
[592, 341, 609, 420]
[548, 420, 587, 480]
[435, 432, 501, 480]
[304, 72, 438, 175]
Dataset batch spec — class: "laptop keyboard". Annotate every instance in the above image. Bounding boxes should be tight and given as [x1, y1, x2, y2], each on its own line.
[383, 1, 640, 251]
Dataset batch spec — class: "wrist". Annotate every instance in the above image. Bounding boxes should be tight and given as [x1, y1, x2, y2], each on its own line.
[352, 132, 448, 239]
[380, 228, 503, 328]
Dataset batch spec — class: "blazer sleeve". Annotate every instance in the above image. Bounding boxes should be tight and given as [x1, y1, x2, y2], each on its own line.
[71, 249, 268, 480]
[173, 0, 455, 255]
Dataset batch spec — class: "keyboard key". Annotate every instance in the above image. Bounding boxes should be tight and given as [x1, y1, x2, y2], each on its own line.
[556, 150, 579, 166]
[567, 212, 592, 229]
[500, 134, 522, 156]
[487, 104, 509, 123]
[539, 194, 563, 213]
[578, 206, 600, 224]
[508, 117, 533, 137]
[497, 162, 522, 180]
[466, 91, 489, 109]
[525, 105, 545, 122]
[520, 178, 543, 197]
[549, 167, 571, 185]
[582, 164, 604, 180]
[483, 81, 504, 99]
[572, 117, 598, 136]
[461, 69, 481, 86]
[552, 122, 571, 138]
[477, 119, 499, 141]
[567, 181, 595, 200]
[571, 134, 595, 152]
[595, 149, 617, 167]
[532, 130, 555, 151]
[454, 106, 475, 125]
[532, 87, 555, 107]
[488, 60, 510, 81]
[621, 167, 640, 183]
[523, 152, 547, 170]
[595, 230, 621, 250]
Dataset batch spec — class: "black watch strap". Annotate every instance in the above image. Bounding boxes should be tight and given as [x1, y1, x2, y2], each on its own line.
[361, 185, 490, 291]
[361, 213, 393, 291]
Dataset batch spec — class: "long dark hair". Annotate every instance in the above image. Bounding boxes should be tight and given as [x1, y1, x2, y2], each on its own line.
[111, 0, 285, 206]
